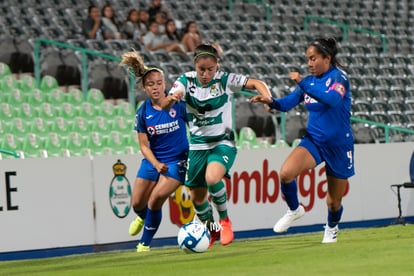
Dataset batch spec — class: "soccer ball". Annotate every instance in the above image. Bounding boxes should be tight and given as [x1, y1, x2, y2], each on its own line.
[177, 221, 210, 253]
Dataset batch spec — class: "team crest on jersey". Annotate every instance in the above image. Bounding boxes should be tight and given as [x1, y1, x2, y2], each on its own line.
[169, 108, 177, 118]
[210, 84, 220, 97]
[147, 126, 156, 135]
[326, 78, 331, 87]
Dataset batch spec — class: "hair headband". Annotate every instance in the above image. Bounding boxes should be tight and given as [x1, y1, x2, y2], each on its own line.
[193, 51, 219, 62]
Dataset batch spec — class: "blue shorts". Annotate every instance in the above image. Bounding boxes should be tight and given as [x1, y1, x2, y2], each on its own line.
[137, 158, 187, 183]
[298, 136, 355, 179]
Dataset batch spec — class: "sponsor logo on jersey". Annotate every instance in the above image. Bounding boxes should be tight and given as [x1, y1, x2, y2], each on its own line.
[304, 93, 318, 104]
[210, 84, 220, 97]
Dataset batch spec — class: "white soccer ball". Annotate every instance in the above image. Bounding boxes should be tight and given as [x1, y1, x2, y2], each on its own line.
[177, 221, 210, 253]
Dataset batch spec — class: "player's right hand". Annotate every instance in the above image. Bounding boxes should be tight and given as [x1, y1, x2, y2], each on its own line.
[156, 163, 169, 174]
[249, 95, 272, 104]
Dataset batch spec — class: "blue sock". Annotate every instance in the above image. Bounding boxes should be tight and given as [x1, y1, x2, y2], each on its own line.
[327, 205, 343, 228]
[281, 180, 299, 211]
[134, 205, 148, 220]
[140, 209, 162, 246]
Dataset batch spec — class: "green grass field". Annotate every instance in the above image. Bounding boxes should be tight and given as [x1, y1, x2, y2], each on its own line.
[1, 224, 413, 276]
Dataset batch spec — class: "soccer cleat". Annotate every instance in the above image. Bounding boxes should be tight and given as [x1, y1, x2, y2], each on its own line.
[136, 242, 150, 252]
[273, 205, 305, 233]
[219, 218, 234, 246]
[208, 229, 220, 248]
[322, 224, 338, 243]
[129, 216, 144, 236]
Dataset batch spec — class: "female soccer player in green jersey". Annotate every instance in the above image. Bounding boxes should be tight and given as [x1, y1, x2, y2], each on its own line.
[162, 44, 272, 247]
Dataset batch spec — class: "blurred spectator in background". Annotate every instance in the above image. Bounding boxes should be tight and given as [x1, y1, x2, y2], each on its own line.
[181, 21, 223, 57]
[101, 3, 123, 39]
[148, 0, 173, 21]
[142, 21, 184, 53]
[123, 8, 147, 42]
[82, 4, 107, 40]
[154, 11, 167, 34]
[164, 19, 183, 45]
[138, 9, 150, 33]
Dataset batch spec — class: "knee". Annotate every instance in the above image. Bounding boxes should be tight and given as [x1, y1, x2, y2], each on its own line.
[326, 199, 342, 211]
[148, 194, 167, 210]
[279, 167, 295, 183]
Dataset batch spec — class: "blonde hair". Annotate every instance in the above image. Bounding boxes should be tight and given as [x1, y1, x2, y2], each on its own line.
[119, 50, 163, 83]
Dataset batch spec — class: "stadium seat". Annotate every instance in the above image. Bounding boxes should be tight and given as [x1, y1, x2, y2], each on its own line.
[0, 62, 11, 78]
[21, 132, 47, 158]
[237, 127, 260, 149]
[66, 87, 85, 105]
[78, 102, 99, 119]
[71, 116, 91, 135]
[49, 116, 71, 135]
[18, 74, 37, 93]
[90, 116, 110, 133]
[1, 75, 20, 93]
[0, 102, 17, 120]
[30, 117, 50, 138]
[44, 132, 70, 158]
[98, 101, 117, 118]
[115, 101, 135, 117]
[86, 88, 105, 105]
[58, 102, 78, 119]
[111, 115, 133, 134]
[47, 88, 66, 105]
[85, 131, 107, 156]
[40, 75, 59, 93]
[1, 133, 23, 156]
[65, 131, 88, 157]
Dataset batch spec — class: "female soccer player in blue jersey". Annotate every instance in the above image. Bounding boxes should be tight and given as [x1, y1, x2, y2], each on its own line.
[162, 44, 273, 247]
[251, 37, 355, 243]
[119, 51, 189, 252]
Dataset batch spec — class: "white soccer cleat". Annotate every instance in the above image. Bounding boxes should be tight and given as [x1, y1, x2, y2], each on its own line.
[322, 224, 339, 243]
[273, 205, 305, 233]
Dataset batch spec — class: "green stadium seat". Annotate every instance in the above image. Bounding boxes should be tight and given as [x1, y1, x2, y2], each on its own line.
[86, 88, 105, 104]
[30, 117, 50, 139]
[107, 130, 130, 154]
[237, 127, 260, 149]
[58, 102, 78, 119]
[98, 101, 116, 118]
[0, 62, 11, 79]
[85, 131, 108, 156]
[65, 131, 89, 157]
[9, 117, 30, 136]
[26, 88, 47, 107]
[47, 88, 66, 105]
[291, 138, 302, 147]
[66, 87, 84, 105]
[0, 75, 19, 93]
[44, 132, 70, 158]
[90, 115, 110, 133]
[18, 102, 37, 119]
[36, 102, 58, 119]
[40, 75, 59, 93]
[0, 102, 17, 120]
[78, 102, 98, 119]
[21, 132, 47, 158]
[9, 88, 26, 105]
[49, 116, 72, 135]
[71, 116, 90, 135]
[273, 139, 290, 148]
[18, 75, 37, 93]
[111, 115, 133, 134]
[115, 101, 135, 117]
[1, 133, 23, 154]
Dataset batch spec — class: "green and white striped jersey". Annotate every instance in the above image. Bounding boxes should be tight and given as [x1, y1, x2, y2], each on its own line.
[169, 71, 247, 150]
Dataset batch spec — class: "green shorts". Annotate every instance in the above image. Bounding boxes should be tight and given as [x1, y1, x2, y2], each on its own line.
[185, 145, 237, 188]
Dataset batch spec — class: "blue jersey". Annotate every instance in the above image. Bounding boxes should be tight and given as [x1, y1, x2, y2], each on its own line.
[269, 66, 353, 147]
[135, 99, 189, 163]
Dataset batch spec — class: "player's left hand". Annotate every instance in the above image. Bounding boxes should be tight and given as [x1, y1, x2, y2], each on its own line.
[249, 95, 272, 104]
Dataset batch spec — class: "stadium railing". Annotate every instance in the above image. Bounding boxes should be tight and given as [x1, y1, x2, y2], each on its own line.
[32, 38, 136, 106]
[303, 16, 387, 53]
[0, 148, 20, 159]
